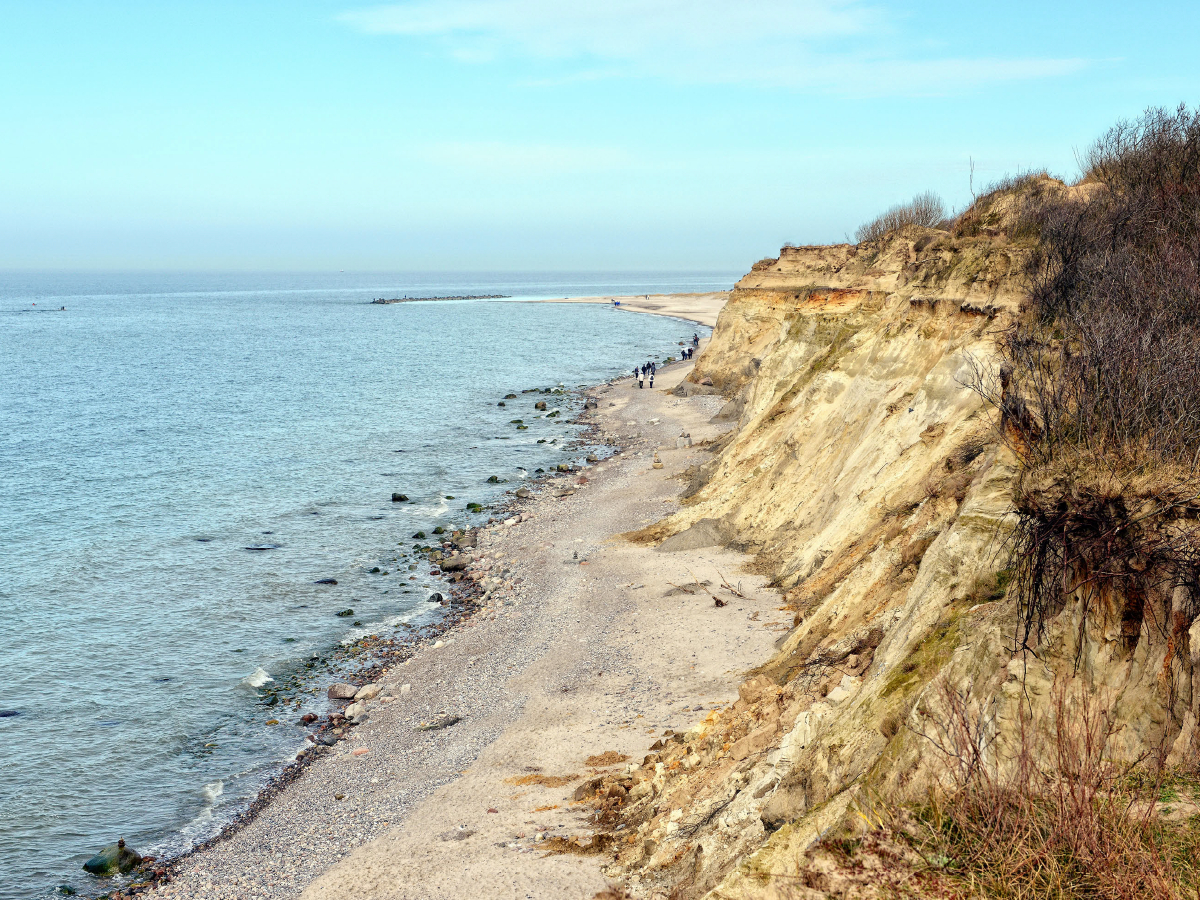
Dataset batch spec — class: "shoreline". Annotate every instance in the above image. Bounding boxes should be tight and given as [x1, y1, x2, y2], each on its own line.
[125, 300, 746, 900]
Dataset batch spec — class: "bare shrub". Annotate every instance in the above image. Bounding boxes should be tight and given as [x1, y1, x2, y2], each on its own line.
[970, 106, 1200, 650]
[854, 190, 947, 243]
[917, 683, 1187, 900]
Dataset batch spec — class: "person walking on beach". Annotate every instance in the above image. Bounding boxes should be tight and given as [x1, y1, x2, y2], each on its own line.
[649, 367, 655, 388]
[638, 366, 645, 389]
[692, 333, 700, 348]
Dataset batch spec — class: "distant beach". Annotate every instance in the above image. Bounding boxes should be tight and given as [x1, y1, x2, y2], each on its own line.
[537, 290, 730, 327]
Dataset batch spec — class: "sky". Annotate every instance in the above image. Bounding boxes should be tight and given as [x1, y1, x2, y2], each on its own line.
[2, 1, 1198, 272]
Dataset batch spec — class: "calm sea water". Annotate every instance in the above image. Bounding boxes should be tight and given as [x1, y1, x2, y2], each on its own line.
[0, 271, 729, 900]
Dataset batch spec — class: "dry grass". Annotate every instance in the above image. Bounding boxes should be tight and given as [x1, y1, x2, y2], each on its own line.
[505, 773, 579, 788]
[913, 682, 1200, 900]
[585, 751, 630, 767]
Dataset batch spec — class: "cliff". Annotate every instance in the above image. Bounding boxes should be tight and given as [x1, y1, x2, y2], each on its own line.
[601, 211, 1200, 897]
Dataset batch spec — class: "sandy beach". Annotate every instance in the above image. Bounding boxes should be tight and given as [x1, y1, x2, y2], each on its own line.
[133, 295, 773, 900]
[537, 292, 731, 327]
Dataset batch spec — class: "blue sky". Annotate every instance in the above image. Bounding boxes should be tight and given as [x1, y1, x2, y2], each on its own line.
[2, 1, 1197, 271]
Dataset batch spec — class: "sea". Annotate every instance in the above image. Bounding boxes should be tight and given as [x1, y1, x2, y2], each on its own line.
[0, 271, 732, 900]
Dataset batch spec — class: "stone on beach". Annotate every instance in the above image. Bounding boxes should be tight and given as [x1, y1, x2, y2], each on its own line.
[327, 683, 357, 700]
[83, 838, 141, 876]
[353, 683, 382, 701]
[440, 553, 470, 571]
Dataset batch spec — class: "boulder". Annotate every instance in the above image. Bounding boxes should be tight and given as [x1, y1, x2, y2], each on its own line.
[441, 553, 470, 572]
[354, 683, 382, 701]
[344, 701, 368, 722]
[584, 397, 599, 409]
[83, 839, 141, 876]
[535, 400, 547, 410]
[730, 723, 778, 761]
[391, 493, 409, 502]
[328, 683, 358, 700]
[515, 487, 531, 499]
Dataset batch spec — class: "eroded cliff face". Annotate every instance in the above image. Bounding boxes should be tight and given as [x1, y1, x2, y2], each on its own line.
[601, 226, 1200, 899]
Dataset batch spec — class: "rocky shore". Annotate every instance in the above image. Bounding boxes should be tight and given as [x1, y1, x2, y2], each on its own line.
[79, 301, 754, 900]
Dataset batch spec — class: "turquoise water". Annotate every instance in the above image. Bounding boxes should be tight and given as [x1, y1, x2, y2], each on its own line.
[0, 271, 727, 899]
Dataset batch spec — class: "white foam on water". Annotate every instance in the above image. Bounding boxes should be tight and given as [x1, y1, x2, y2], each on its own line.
[202, 779, 224, 804]
[241, 667, 274, 689]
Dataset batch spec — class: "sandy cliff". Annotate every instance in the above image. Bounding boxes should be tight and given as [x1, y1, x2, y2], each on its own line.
[601, 222, 1199, 898]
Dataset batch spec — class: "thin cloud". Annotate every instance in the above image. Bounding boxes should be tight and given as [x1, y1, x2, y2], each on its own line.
[340, 0, 1088, 95]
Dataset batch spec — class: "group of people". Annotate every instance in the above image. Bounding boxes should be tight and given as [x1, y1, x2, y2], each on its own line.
[632, 333, 703, 389]
[634, 361, 656, 388]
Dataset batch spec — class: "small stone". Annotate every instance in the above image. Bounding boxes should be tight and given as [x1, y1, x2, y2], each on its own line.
[433, 640, 445, 649]
[351, 747, 370, 757]
[515, 487, 531, 499]
[400, 683, 412, 695]
[300, 713, 318, 724]
[313, 578, 338, 585]
[535, 400, 547, 410]
[336, 608, 354, 617]
[344, 701, 368, 721]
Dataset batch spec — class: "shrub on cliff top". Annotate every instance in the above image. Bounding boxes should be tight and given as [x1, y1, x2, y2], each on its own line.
[977, 105, 1200, 651]
[854, 190, 947, 243]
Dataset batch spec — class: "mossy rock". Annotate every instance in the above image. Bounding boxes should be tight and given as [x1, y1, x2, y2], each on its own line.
[336, 608, 355, 617]
[83, 840, 142, 876]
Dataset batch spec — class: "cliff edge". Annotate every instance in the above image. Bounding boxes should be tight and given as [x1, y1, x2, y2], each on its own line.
[597, 179, 1200, 898]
